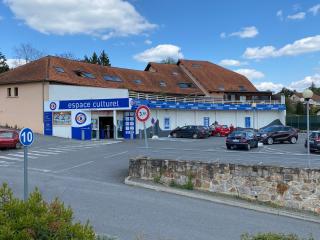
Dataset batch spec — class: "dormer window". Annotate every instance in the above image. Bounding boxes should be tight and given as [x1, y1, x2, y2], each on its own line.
[55, 67, 65, 73]
[192, 64, 201, 68]
[104, 75, 122, 82]
[239, 85, 247, 92]
[172, 71, 179, 76]
[160, 80, 166, 87]
[74, 70, 95, 79]
[133, 79, 142, 84]
[178, 83, 194, 88]
[218, 85, 225, 91]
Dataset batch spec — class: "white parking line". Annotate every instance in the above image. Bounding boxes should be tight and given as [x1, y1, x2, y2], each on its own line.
[54, 161, 94, 173]
[104, 151, 128, 159]
[31, 150, 59, 155]
[0, 156, 23, 161]
[7, 153, 38, 159]
[28, 152, 49, 157]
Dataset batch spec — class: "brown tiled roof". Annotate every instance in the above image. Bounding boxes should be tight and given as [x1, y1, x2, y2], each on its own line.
[178, 59, 258, 93]
[293, 92, 320, 102]
[0, 56, 202, 95]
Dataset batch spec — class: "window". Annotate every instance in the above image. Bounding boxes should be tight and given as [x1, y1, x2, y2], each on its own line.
[55, 67, 65, 73]
[74, 70, 95, 79]
[172, 71, 179, 76]
[159, 80, 166, 87]
[218, 85, 225, 91]
[14, 87, 18, 97]
[178, 82, 194, 88]
[192, 64, 201, 68]
[133, 79, 142, 84]
[7, 88, 11, 97]
[103, 75, 122, 82]
[239, 85, 247, 91]
[53, 112, 71, 125]
[164, 117, 170, 130]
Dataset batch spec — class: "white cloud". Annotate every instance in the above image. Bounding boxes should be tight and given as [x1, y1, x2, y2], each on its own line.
[289, 74, 320, 91]
[133, 44, 183, 63]
[276, 10, 283, 20]
[220, 32, 226, 38]
[287, 12, 306, 20]
[243, 35, 320, 59]
[4, 0, 156, 40]
[309, 4, 320, 16]
[234, 68, 265, 80]
[219, 59, 247, 67]
[229, 26, 259, 38]
[6, 58, 27, 68]
[144, 39, 152, 45]
[254, 82, 284, 92]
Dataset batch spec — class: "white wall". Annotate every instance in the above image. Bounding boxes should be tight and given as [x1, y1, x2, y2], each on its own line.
[52, 126, 71, 138]
[49, 85, 128, 100]
[135, 109, 285, 132]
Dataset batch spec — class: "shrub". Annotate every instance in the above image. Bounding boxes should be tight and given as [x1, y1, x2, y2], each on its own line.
[0, 183, 97, 240]
[241, 232, 314, 240]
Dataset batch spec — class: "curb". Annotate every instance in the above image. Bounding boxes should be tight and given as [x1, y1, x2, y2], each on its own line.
[124, 177, 320, 224]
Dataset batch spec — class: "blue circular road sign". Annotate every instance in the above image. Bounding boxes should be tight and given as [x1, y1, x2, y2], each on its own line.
[19, 128, 34, 146]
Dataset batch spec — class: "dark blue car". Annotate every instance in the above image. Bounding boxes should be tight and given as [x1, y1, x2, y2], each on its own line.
[226, 130, 259, 150]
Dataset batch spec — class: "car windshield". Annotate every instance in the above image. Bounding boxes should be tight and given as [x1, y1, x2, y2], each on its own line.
[0, 132, 14, 138]
[262, 126, 279, 132]
[229, 131, 246, 138]
[310, 132, 320, 138]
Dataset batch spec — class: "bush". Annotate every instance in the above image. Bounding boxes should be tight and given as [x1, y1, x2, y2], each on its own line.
[241, 232, 314, 240]
[0, 183, 97, 240]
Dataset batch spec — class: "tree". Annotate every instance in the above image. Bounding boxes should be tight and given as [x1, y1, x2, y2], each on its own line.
[0, 183, 101, 240]
[285, 97, 295, 115]
[55, 52, 78, 60]
[99, 50, 111, 66]
[296, 101, 304, 115]
[14, 43, 44, 63]
[161, 57, 177, 64]
[279, 87, 295, 97]
[83, 50, 111, 66]
[0, 52, 9, 73]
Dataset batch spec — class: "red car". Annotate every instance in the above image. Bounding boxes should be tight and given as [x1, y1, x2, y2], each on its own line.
[211, 125, 231, 137]
[0, 130, 21, 149]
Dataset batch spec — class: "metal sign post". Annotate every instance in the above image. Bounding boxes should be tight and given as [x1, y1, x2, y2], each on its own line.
[136, 105, 151, 149]
[19, 128, 34, 201]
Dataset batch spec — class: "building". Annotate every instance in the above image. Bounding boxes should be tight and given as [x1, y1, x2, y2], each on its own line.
[290, 92, 320, 106]
[0, 56, 286, 140]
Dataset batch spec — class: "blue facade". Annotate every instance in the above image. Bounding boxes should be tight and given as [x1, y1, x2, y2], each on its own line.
[131, 99, 286, 111]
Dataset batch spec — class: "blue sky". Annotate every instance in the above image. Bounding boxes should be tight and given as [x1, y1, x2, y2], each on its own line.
[0, 0, 320, 92]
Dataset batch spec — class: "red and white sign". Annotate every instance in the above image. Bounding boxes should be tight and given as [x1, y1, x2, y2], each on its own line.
[136, 105, 151, 122]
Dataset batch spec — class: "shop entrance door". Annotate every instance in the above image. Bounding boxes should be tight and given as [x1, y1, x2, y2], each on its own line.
[99, 117, 114, 139]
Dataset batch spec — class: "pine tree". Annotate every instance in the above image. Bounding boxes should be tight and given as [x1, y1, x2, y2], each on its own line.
[0, 52, 10, 73]
[99, 50, 111, 66]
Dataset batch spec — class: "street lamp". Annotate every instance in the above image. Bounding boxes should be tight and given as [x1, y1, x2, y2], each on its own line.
[251, 102, 257, 129]
[302, 89, 313, 157]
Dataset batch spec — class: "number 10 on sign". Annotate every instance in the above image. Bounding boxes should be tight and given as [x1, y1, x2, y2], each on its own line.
[136, 105, 151, 148]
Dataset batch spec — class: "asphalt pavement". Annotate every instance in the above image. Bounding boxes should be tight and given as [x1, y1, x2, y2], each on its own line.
[0, 135, 319, 240]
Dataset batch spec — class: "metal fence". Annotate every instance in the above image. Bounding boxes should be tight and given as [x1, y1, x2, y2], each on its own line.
[286, 115, 320, 130]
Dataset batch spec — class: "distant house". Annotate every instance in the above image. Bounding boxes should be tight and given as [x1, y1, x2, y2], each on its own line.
[290, 92, 320, 106]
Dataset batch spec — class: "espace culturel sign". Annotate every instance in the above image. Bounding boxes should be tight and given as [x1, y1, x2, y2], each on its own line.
[46, 98, 130, 111]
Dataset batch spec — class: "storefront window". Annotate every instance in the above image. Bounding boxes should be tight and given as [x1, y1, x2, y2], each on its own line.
[53, 112, 71, 125]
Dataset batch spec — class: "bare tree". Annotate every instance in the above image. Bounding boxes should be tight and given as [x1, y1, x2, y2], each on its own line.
[55, 52, 78, 60]
[14, 43, 45, 63]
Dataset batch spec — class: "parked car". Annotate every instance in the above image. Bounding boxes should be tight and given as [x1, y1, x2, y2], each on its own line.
[170, 125, 210, 139]
[305, 131, 320, 153]
[211, 125, 231, 137]
[257, 125, 298, 145]
[0, 130, 21, 149]
[226, 130, 259, 150]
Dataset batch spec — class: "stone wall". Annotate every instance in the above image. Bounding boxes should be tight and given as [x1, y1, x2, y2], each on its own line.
[129, 157, 320, 214]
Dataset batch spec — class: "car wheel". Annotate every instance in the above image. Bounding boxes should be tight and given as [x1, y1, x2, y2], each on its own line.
[226, 144, 231, 150]
[15, 142, 22, 149]
[172, 133, 177, 138]
[267, 137, 274, 145]
[290, 136, 297, 144]
[246, 144, 251, 151]
[192, 133, 198, 139]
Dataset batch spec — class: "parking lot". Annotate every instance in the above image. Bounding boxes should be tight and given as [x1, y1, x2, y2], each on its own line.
[0, 134, 319, 239]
